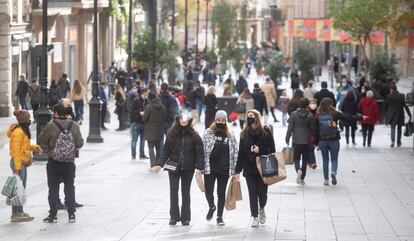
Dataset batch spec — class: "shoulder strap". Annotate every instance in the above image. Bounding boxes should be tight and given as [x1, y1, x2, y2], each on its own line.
[53, 120, 73, 133]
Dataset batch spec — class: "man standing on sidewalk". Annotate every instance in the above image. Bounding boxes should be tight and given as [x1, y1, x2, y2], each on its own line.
[39, 103, 84, 223]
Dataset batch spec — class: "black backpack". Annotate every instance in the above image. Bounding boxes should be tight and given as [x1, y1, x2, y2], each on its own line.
[160, 93, 178, 122]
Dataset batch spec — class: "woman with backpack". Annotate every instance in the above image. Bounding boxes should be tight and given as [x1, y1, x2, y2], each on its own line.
[202, 110, 238, 226]
[314, 98, 364, 186]
[234, 109, 275, 227]
[7, 110, 42, 222]
[70, 80, 87, 124]
[114, 84, 127, 131]
[153, 110, 204, 226]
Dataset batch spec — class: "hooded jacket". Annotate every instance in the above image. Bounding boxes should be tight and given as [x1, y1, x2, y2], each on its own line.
[285, 108, 313, 144]
[7, 124, 41, 172]
[359, 97, 380, 125]
[143, 98, 167, 141]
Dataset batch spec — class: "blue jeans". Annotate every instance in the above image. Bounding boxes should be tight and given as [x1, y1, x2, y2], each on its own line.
[197, 103, 205, 119]
[10, 159, 27, 213]
[390, 124, 402, 144]
[130, 122, 145, 158]
[319, 140, 340, 181]
[74, 100, 84, 121]
[19, 95, 28, 110]
[282, 112, 288, 126]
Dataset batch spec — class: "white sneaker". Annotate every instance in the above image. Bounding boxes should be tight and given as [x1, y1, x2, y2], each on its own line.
[296, 170, 302, 184]
[323, 180, 329, 186]
[251, 217, 259, 227]
[259, 208, 266, 224]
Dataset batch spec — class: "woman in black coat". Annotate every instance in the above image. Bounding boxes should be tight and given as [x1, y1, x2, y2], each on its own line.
[154, 110, 204, 226]
[339, 91, 359, 145]
[234, 109, 275, 228]
[204, 86, 217, 129]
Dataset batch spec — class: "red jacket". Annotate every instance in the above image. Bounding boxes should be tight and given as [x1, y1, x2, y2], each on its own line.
[358, 97, 379, 124]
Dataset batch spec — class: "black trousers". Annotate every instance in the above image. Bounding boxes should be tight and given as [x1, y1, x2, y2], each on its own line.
[148, 140, 162, 167]
[344, 125, 356, 143]
[204, 173, 229, 218]
[168, 170, 194, 222]
[47, 161, 76, 216]
[293, 143, 309, 179]
[245, 174, 268, 218]
[101, 103, 107, 128]
[362, 124, 375, 146]
[269, 107, 278, 121]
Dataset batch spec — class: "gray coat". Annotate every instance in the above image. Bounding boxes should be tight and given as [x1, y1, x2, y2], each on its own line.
[285, 108, 313, 144]
[143, 98, 167, 141]
[385, 92, 411, 126]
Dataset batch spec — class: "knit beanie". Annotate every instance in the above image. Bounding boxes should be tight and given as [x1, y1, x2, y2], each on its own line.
[13, 110, 30, 124]
[215, 110, 227, 121]
[367, 90, 374, 98]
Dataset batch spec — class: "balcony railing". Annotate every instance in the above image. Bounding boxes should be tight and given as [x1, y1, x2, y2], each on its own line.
[32, 0, 72, 9]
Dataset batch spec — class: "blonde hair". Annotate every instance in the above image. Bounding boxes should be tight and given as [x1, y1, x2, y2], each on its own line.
[208, 121, 232, 138]
[240, 109, 266, 139]
[207, 86, 216, 95]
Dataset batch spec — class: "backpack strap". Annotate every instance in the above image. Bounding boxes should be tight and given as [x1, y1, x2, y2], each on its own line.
[53, 120, 73, 133]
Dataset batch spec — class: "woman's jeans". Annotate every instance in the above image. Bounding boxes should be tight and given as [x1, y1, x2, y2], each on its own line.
[319, 140, 340, 181]
[390, 124, 402, 144]
[169, 170, 194, 221]
[74, 100, 84, 121]
[130, 122, 145, 158]
[19, 95, 28, 110]
[204, 173, 229, 218]
[10, 159, 27, 214]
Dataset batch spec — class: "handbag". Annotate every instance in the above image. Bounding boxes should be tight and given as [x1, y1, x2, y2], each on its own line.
[225, 177, 242, 210]
[282, 146, 294, 165]
[256, 153, 287, 185]
[404, 121, 413, 137]
[195, 171, 205, 192]
[257, 155, 279, 177]
[234, 102, 246, 113]
[1, 175, 17, 197]
[163, 158, 180, 172]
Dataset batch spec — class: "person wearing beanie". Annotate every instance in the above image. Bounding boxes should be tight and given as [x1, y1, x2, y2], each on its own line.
[143, 92, 167, 170]
[314, 81, 336, 107]
[7, 110, 42, 222]
[359, 90, 380, 147]
[153, 109, 204, 226]
[202, 110, 239, 226]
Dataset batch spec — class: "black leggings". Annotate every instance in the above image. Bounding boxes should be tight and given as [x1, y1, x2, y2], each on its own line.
[344, 125, 356, 143]
[168, 170, 194, 222]
[204, 173, 229, 218]
[269, 107, 278, 122]
[293, 143, 309, 179]
[245, 174, 268, 218]
[362, 124, 374, 146]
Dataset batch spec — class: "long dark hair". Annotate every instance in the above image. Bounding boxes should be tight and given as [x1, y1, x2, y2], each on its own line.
[12, 123, 31, 139]
[165, 119, 199, 149]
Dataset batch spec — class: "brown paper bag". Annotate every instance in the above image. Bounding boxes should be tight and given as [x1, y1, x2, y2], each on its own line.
[256, 154, 287, 185]
[225, 178, 242, 210]
[282, 147, 294, 165]
[195, 171, 205, 192]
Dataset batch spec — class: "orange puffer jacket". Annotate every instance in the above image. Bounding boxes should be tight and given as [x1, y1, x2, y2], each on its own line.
[7, 123, 41, 172]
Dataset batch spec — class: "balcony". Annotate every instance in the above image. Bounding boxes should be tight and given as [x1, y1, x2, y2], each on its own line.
[32, 0, 72, 15]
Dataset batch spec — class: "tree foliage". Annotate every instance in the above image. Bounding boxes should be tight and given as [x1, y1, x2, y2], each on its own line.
[294, 44, 317, 87]
[369, 51, 399, 92]
[255, 49, 284, 89]
[132, 27, 155, 69]
[156, 41, 179, 85]
[110, 0, 129, 23]
[211, 0, 238, 54]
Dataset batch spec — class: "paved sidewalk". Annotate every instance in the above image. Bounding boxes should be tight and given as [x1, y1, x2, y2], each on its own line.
[0, 106, 414, 241]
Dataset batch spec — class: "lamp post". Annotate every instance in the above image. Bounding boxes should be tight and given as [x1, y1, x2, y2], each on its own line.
[34, 0, 52, 161]
[87, 0, 103, 143]
[127, 0, 133, 71]
[184, 0, 188, 52]
[205, 0, 209, 52]
[171, 0, 175, 42]
[196, 0, 200, 62]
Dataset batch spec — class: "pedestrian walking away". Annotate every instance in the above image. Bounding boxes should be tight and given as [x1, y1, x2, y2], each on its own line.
[359, 90, 380, 147]
[339, 91, 359, 145]
[314, 98, 364, 186]
[277, 90, 290, 126]
[114, 84, 127, 131]
[143, 92, 167, 170]
[202, 110, 239, 226]
[38, 103, 84, 223]
[252, 84, 269, 117]
[261, 77, 279, 123]
[235, 109, 275, 228]
[154, 110, 204, 226]
[285, 98, 313, 184]
[70, 80, 87, 124]
[7, 110, 42, 222]
[204, 86, 218, 129]
[15, 75, 29, 110]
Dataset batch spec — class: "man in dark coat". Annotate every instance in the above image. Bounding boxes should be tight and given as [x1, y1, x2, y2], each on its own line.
[252, 83, 269, 116]
[385, 85, 412, 147]
[235, 75, 248, 95]
[143, 93, 167, 169]
[314, 81, 336, 107]
[15, 75, 29, 110]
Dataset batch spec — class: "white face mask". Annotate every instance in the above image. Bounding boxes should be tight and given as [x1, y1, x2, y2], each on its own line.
[309, 104, 317, 110]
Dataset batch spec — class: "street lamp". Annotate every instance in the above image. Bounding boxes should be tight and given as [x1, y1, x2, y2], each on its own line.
[184, 0, 188, 52]
[205, 0, 210, 52]
[127, 0, 133, 71]
[196, 0, 200, 62]
[87, 0, 103, 143]
[34, 0, 52, 161]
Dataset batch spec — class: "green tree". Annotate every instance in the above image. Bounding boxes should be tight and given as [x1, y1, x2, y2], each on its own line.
[132, 27, 155, 69]
[294, 45, 317, 87]
[156, 41, 179, 86]
[110, 0, 129, 22]
[211, 0, 238, 54]
[329, 0, 389, 69]
[369, 51, 399, 93]
[255, 49, 284, 90]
